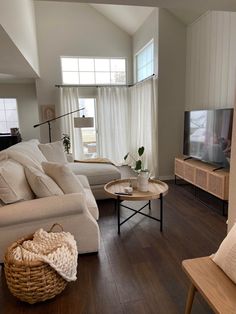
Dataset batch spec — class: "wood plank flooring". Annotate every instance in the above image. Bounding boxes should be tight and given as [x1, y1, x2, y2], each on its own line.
[0, 181, 227, 314]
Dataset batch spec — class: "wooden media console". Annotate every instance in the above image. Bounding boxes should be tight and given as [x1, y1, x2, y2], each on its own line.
[175, 157, 229, 214]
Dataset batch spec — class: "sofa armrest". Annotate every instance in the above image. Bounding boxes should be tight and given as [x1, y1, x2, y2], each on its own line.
[0, 193, 86, 227]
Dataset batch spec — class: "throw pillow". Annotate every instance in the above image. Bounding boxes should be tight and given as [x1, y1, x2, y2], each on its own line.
[211, 223, 236, 284]
[38, 141, 68, 163]
[25, 166, 64, 198]
[0, 159, 34, 204]
[7, 150, 44, 171]
[42, 161, 85, 194]
[7, 140, 47, 167]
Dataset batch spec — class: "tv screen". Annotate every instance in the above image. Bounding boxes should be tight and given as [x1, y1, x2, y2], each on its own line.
[183, 108, 234, 168]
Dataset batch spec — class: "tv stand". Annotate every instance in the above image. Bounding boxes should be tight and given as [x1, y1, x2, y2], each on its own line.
[183, 156, 193, 161]
[212, 166, 225, 172]
[175, 157, 229, 214]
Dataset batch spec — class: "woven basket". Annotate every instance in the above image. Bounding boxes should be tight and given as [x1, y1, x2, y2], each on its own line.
[4, 224, 67, 304]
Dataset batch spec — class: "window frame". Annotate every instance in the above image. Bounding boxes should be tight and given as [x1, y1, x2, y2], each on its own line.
[60, 56, 127, 86]
[0, 98, 19, 134]
[135, 39, 154, 83]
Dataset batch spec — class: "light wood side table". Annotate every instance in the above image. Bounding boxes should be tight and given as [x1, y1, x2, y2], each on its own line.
[104, 178, 168, 234]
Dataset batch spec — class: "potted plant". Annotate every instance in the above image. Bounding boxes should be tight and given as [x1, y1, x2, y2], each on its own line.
[124, 146, 149, 192]
[62, 134, 71, 154]
[124, 146, 145, 171]
[62, 134, 73, 162]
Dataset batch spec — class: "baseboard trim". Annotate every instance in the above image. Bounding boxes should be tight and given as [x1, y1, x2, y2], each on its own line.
[158, 175, 175, 181]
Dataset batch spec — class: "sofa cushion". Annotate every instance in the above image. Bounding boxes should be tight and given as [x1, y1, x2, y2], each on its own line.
[25, 166, 64, 198]
[7, 140, 47, 170]
[0, 159, 34, 204]
[68, 162, 121, 186]
[38, 141, 68, 163]
[42, 162, 85, 195]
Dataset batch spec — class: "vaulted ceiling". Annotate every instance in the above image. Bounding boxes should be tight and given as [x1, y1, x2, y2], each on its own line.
[36, 0, 236, 32]
[2, 0, 236, 83]
[89, 5, 206, 34]
[0, 25, 38, 83]
[90, 4, 155, 35]
[36, 0, 236, 11]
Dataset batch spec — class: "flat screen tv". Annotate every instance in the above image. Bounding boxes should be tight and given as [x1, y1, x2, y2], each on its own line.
[183, 108, 234, 168]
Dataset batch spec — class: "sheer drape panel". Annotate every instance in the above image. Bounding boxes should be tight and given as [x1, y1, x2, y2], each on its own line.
[129, 78, 158, 177]
[97, 87, 129, 164]
[59, 87, 84, 160]
[97, 80, 158, 175]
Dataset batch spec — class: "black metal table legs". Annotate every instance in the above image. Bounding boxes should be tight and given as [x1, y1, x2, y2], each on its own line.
[116, 194, 164, 234]
[117, 196, 121, 235]
[160, 193, 163, 232]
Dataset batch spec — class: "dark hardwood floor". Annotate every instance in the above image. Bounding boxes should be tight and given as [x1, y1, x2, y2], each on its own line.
[0, 181, 227, 314]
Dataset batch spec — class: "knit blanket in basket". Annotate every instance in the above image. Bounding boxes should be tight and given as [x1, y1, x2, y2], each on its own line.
[12, 228, 78, 282]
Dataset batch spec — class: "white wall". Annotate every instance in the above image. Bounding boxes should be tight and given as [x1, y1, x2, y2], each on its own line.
[185, 10, 236, 230]
[0, 83, 40, 140]
[185, 11, 236, 110]
[132, 8, 186, 178]
[0, 0, 39, 76]
[34, 1, 132, 142]
[132, 9, 159, 81]
[158, 9, 186, 178]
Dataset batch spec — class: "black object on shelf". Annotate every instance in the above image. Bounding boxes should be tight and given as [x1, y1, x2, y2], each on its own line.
[0, 133, 22, 151]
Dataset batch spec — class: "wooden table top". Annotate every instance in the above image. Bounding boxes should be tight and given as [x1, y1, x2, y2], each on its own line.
[104, 178, 168, 201]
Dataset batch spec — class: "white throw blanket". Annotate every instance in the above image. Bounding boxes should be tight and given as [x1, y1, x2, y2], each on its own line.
[12, 228, 78, 282]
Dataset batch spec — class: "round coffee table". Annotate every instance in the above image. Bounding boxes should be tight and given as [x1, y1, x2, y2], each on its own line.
[104, 178, 168, 234]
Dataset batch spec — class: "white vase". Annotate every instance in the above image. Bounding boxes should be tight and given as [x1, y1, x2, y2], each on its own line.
[137, 171, 149, 192]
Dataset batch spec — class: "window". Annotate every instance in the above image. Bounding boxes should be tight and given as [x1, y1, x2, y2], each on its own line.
[61, 57, 126, 85]
[0, 98, 19, 133]
[79, 98, 97, 158]
[136, 40, 154, 82]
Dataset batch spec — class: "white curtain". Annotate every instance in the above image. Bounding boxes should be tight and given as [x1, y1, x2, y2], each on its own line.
[59, 87, 84, 160]
[129, 78, 158, 177]
[96, 87, 129, 164]
[96, 79, 158, 176]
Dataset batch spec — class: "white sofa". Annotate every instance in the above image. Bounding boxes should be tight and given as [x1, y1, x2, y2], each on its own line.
[37, 140, 121, 200]
[0, 140, 120, 262]
[0, 193, 99, 263]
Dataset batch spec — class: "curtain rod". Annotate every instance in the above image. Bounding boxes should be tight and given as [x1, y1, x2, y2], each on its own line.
[55, 74, 156, 88]
[55, 84, 131, 88]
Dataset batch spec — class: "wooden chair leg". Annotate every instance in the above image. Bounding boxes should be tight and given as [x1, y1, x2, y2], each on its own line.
[184, 283, 196, 314]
